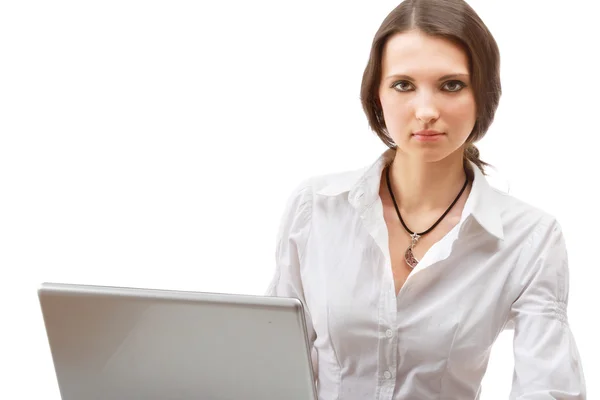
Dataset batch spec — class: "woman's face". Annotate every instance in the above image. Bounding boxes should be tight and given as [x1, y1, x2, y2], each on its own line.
[378, 30, 477, 163]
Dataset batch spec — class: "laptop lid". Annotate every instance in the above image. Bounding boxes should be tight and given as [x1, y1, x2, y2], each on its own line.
[38, 282, 317, 400]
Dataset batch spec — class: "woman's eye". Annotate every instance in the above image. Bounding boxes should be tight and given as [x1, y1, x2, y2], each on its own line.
[392, 81, 413, 92]
[443, 80, 466, 92]
[391, 80, 466, 93]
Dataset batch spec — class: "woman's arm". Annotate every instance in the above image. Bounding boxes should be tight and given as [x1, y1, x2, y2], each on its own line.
[264, 183, 318, 378]
[509, 218, 586, 399]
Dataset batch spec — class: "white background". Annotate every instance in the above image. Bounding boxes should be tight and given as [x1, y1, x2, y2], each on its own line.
[1, 0, 597, 398]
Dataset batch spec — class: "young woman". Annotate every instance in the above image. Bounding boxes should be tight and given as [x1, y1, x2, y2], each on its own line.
[266, 0, 586, 398]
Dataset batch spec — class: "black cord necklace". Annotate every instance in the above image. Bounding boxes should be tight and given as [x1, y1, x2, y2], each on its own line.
[385, 166, 469, 268]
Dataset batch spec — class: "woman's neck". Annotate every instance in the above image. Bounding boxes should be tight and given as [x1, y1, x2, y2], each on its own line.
[387, 149, 470, 214]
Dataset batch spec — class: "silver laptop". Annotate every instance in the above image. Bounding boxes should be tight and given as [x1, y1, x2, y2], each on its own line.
[38, 282, 317, 400]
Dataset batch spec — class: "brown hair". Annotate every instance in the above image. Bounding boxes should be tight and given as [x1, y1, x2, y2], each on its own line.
[360, 0, 501, 174]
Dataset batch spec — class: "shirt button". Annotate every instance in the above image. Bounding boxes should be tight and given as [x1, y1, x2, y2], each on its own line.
[384, 371, 392, 379]
[385, 329, 393, 338]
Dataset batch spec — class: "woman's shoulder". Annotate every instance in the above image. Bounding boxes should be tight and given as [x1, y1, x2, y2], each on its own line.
[278, 166, 370, 231]
[487, 185, 563, 240]
[288, 165, 370, 200]
[288, 149, 392, 200]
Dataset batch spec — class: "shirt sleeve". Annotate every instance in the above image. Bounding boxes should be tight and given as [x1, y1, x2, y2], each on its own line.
[509, 218, 586, 399]
[264, 182, 318, 376]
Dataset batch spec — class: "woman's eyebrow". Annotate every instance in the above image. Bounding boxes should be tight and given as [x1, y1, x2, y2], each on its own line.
[385, 73, 470, 81]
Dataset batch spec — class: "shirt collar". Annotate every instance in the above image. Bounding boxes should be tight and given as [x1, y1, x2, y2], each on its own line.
[316, 148, 504, 240]
[462, 158, 504, 240]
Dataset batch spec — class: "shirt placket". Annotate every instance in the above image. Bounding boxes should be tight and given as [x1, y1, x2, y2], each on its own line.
[379, 265, 399, 400]
[356, 198, 399, 400]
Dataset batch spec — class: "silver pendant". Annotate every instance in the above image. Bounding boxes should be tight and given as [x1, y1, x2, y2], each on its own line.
[404, 247, 420, 268]
[404, 233, 421, 268]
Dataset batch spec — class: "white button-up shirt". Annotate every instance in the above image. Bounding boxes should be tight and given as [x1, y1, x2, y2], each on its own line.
[265, 149, 586, 399]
